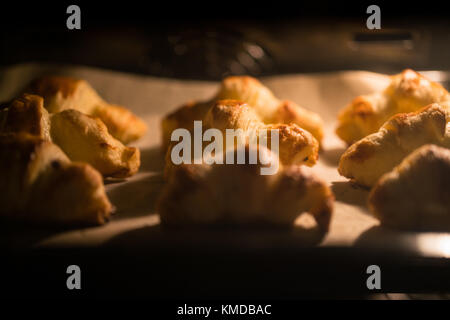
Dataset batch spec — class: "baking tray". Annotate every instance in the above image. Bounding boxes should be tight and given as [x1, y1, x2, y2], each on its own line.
[1, 63, 449, 297]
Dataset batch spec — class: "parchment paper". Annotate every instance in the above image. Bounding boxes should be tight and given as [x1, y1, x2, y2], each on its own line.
[1, 63, 449, 257]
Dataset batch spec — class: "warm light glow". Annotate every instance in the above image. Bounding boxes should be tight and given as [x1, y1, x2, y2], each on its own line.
[416, 234, 450, 258]
[419, 71, 449, 84]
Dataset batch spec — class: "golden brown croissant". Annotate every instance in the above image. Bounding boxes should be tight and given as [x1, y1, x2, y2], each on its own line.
[204, 99, 319, 166]
[369, 145, 450, 231]
[0, 133, 112, 226]
[158, 145, 333, 229]
[161, 76, 324, 149]
[27, 76, 147, 144]
[216, 76, 324, 143]
[0, 94, 140, 178]
[338, 103, 450, 187]
[336, 69, 450, 145]
[161, 100, 211, 151]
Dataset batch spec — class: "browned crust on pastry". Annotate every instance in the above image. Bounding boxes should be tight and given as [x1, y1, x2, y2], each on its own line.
[28, 76, 81, 99]
[342, 140, 377, 164]
[158, 145, 333, 230]
[336, 69, 450, 145]
[161, 76, 324, 150]
[1, 94, 141, 178]
[369, 144, 450, 231]
[0, 94, 49, 138]
[203, 99, 319, 167]
[348, 96, 376, 118]
[27, 76, 147, 144]
[273, 100, 324, 144]
[91, 104, 147, 144]
[161, 100, 210, 150]
[338, 103, 450, 187]
[50, 109, 140, 178]
[0, 133, 112, 226]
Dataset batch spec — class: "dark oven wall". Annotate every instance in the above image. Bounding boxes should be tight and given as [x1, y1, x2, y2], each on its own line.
[1, 2, 449, 80]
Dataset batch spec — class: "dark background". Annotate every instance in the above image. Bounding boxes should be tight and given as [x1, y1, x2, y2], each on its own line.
[1, 1, 449, 79]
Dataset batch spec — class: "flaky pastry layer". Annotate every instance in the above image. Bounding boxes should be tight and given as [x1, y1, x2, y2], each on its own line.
[338, 103, 450, 187]
[0, 133, 112, 226]
[336, 69, 450, 144]
[369, 145, 450, 231]
[0, 94, 140, 178]
[158, 145, 333, 229]
[161, 76, 324, 149]
[27, 76, 147, 144]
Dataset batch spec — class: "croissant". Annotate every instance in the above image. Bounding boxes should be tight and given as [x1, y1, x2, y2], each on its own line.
[161, 76, 324, 149]
[336, 69, 450, 145]
[0, 133, 112, 226]
[338, 103, 450, 187]
[162, 100, 211, 151]
[0, 94, 140, 178]
[204, 99, 319, 166]
[158, 145, 333, 229]
[216, 76, 324, 143]
[369, 145, 450, 231]
[26, 76, 147, 144]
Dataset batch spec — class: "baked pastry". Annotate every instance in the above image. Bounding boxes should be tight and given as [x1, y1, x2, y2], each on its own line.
[158, 145, 333, 229]
[0, 133, 112, 226]
[338, 103, 450, 187]
[163, 99, 319, 178]
[336, 69, 450, 144]
[26, 76, 147, 144]
[369, 145, 450, 231]
[0, 94, 140, 178]
[215, 76, 324, 143]
[161, 100, 210, 151]
[161, 76, 324, 149]
[204, 99, 319, 166]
